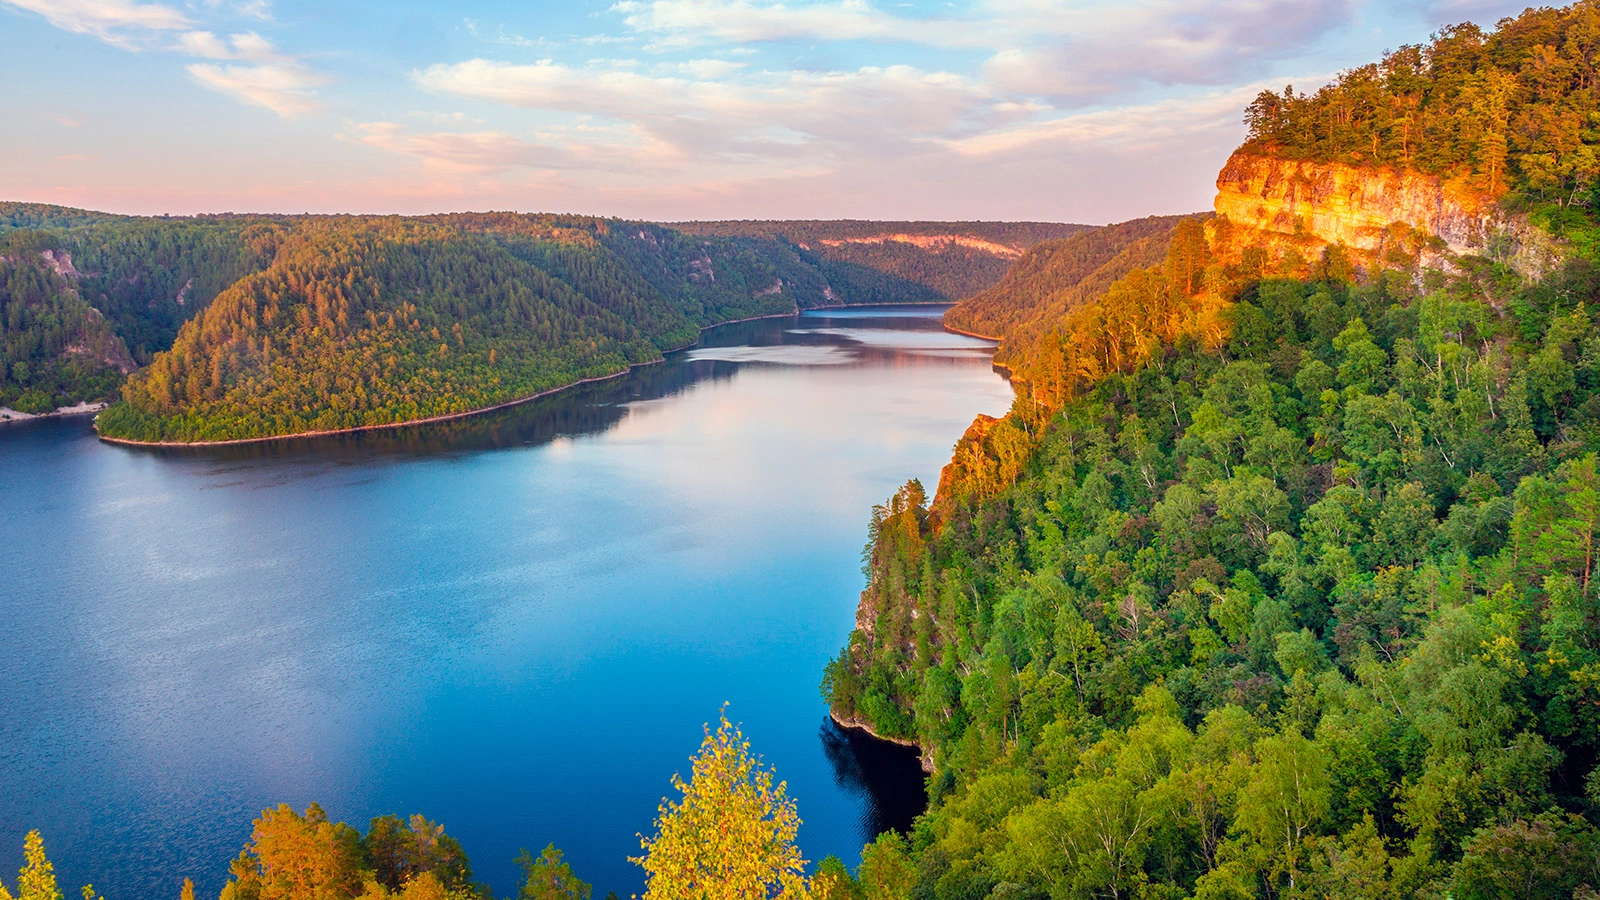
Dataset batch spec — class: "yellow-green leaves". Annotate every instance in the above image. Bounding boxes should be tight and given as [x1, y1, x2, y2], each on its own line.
[0, 831, 62, 900]
[635, 711, 806, 900]
[219, 803, 365, 900]
[517, 844, 591, 900]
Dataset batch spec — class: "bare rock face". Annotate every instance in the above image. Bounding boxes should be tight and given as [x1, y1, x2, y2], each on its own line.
[38, 249, 82, 280]
[1208, 148, 1562, 279]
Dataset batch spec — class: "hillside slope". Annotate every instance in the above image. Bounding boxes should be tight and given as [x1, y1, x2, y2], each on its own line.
[0, 230, 134, 414]
[94, 214, 843, 442]
[824, 5, 1600, 900]
[675, 220, 1091, 304]
[942, 215, 1201, 377]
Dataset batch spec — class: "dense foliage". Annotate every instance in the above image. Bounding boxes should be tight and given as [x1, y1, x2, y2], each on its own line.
[634, 712, 807, 900]
[1241, 1, 1600, 253]
[827, 215, 1600, 895]
[63, 218, 282, 362]
[676, 222, 1091, 303]
[942, 217, 1200, 378]
[0, 202, 129, 234]
[1, 205, 286, 412]
[0, 230, 131, 413]
[92, 213, 854, 442]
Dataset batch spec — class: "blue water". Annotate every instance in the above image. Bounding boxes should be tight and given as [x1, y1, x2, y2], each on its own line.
[0, 306, 1014, 899]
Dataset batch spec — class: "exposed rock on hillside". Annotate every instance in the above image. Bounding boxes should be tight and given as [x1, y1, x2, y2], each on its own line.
[1209, 149, 1562, 278]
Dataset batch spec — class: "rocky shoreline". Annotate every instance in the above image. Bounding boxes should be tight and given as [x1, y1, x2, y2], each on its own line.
[829, 709, 934, 773]
[0, 401, 107, 424]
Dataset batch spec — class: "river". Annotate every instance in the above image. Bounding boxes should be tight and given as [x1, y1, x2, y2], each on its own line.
[0, 305, 1014, 899]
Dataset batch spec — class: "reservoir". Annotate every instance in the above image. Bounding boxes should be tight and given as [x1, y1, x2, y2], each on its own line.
[0, 306, 1014, 899]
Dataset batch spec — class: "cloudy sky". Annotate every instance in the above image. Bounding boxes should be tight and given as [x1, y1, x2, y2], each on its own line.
[0, 0, 1532, 222]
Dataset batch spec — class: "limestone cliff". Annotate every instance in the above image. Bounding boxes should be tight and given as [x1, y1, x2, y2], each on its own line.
[1208, 148, 1562, 279]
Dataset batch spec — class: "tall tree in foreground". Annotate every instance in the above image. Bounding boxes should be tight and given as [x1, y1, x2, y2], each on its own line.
[0, 831, 63, 900]
[219, 803, 365, 900]
[634, 709, 807, 900]
[516, 844, 591, 900]
[362, 814, 473, 895]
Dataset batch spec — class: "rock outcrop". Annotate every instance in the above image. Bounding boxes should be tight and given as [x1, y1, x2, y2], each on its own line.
[1209, 148, 1562, 279]
[818, 233, 1026, 259]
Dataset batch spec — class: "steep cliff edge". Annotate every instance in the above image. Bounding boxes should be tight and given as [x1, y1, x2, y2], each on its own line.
[1209, 148, 1563, 278]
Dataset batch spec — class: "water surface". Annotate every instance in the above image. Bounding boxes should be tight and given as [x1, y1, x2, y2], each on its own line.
[0, 306, 1013, 899]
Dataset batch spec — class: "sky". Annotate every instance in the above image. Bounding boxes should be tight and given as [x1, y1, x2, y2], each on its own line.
[0, 0, 1537, 222]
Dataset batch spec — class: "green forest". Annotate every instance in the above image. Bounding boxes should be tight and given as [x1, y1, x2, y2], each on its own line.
[0, 230, 132, 414]
[942, 217, 1198, 375]
[818, 5, 1600, 898]
[676, 221, 1089, 304]
[0, 207, 1044, 439]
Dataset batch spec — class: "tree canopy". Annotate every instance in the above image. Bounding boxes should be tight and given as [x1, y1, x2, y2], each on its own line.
[635, 711, 807, 900]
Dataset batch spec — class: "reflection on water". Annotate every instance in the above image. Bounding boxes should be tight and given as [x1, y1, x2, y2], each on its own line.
[820, 718, 928, 838]
[125, 307, 991, 464]
[0, 305, 1003, 899]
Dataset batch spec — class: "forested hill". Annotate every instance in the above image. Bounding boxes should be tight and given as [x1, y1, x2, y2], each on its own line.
[942, 215, 1202, 377]
[93, 213, 839, 442]
[674, 220, 1091, 304]
[824, 4, 1600, 899]
[0, 206, 1078, 440]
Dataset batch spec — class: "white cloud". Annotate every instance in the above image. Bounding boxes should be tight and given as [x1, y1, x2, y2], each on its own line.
[177, 28, 294, 64]
[4, 0, 327, 118]
[610, 0, 977, 47]
[939, 82, 1287, 158]
[231, 0, 272, 20]
[176, 31, 318, 116]
[199, 0, 274, 20]
[979, 0, 1358, 102]
[187, 56, 326, 117]
[610, 0, 1358, 104]
[381, 2, 1360, 209]
[176, 29, 232, 57]
[1, 0, 191, 45]
[414, 58, 1011, 166]
[676, 58, 746, 78]
[348, 122, 680, 173]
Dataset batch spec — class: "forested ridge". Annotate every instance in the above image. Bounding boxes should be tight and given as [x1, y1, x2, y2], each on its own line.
[822, 5, 1600, 899]
[93, 213, 859, 442]
[0, 205, 1062, 439]
[676, 221, 1091, 305]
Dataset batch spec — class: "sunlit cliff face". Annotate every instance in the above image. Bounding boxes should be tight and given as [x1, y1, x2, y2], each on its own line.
[1207, 148, 1562, 279]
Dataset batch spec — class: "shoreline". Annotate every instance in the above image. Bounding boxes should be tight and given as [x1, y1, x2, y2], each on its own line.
[939, 322, 1003, 342]
[938, 319, 1016, 381]
[2, 401, 108, 424]
[95, 301, 959, 449]
[95, 369, 640, 448]
[829, 709, 934, 773]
